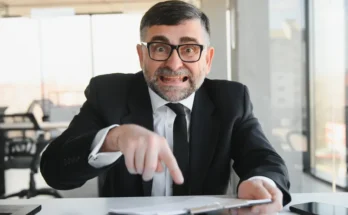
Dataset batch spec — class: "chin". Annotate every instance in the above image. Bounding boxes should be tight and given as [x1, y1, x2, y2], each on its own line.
[150, 82, 195, 102]
[161, 90, 191, 102]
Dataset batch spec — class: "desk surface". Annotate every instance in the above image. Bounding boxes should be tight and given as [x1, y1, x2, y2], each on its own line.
[0, 122, 69, 130]
[0, 193, 347, 215]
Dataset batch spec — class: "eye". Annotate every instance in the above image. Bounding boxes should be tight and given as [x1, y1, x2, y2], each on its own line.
[185, 48, 194, 53]
[156, 46, 166, 52]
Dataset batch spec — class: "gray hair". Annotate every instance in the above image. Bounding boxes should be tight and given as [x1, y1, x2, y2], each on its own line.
[140, 0, 210, 45]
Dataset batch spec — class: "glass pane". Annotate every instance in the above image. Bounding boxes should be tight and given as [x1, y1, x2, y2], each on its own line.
[91, 13, 143, 76]
[0, 17, 41, 114]
[39, 15, 92, 122]
[310, 0, 347, 188]
[269, 0, 309, 192]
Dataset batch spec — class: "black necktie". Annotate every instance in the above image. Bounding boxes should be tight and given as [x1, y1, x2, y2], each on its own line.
[166, 103, 189, 196]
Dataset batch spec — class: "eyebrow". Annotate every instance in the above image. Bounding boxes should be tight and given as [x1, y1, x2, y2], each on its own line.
[180, 36, 199, 44]
[149, 35, 200, 44]
[149, 35, 170, 43]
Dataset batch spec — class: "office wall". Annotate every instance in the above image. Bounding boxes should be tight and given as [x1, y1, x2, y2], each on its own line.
[231, 0, 272, 137]
[200, 0, 231, 81]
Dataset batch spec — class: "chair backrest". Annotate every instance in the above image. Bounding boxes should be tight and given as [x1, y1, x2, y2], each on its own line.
[0, 113, 41, 130]
[0, 113, 44, 170]
[0, 107, 7, 114]
[0, 107, 7, 122]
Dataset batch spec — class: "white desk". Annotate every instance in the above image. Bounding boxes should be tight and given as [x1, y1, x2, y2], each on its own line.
[0, 122, 69, 130]
[0, 193, 347, 214]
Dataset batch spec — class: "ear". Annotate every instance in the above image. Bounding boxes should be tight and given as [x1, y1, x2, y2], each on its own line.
[137, 44, 144, 69]
[204, 46, 215, 75]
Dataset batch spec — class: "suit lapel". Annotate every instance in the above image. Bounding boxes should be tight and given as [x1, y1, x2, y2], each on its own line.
[189, 85, 220, 194]
[121, 72, 154, 196]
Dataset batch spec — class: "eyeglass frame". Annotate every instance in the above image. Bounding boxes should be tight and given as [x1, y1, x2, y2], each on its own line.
[141, 42, 205, 63]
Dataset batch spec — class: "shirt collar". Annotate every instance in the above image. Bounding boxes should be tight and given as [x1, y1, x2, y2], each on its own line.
[148, 87, 195, 112]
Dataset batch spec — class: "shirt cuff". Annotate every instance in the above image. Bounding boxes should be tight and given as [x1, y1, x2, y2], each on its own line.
[88, 124, 123, 168]
[247, 176, 277, 188]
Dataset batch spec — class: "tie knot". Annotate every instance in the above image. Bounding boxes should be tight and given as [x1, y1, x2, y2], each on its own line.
[166, 103, 186, 116]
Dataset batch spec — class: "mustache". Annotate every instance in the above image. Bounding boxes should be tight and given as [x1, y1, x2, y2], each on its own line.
[155, 67, 191, 77]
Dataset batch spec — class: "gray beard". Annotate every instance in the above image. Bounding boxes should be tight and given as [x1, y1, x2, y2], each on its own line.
[144, 67, 200, 102]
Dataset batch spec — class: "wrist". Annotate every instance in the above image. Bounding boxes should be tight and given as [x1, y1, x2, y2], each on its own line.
[102, 126, 121, 152]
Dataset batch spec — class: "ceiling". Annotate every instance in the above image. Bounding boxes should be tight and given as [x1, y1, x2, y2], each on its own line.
[1, 0, 157, 7]
[0, 0, 199, 16]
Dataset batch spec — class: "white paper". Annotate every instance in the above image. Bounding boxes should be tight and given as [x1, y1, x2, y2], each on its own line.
[110, 196, 223, 215]
[222, 198, 272, 209]
[109, 197, 272, 215]
[246, 199, 272, 205]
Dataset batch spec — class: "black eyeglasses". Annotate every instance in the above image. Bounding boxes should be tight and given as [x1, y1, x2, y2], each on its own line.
[142, 42, 204, 63]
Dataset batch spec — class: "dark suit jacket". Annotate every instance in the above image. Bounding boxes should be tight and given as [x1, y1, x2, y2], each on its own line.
[40, 72, 291, 205]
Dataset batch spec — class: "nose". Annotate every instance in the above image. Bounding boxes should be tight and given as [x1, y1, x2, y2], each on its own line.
[164, 49, 184, 72]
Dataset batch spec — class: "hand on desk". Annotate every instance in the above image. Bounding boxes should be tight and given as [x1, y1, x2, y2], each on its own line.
[238, 179, 283, 215]
[102, 124, 184, 184]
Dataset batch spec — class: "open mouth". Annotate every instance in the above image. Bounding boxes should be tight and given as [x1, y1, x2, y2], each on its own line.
[160, 76, 189, 83]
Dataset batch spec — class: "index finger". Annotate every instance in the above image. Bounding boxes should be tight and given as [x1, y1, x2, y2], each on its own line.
[159, 145, 184, 184]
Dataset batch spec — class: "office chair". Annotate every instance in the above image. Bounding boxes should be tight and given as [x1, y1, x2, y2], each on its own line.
[0, 113, 62, 199]
[0, 107, 7, 121]
[27, 99, 53, 122]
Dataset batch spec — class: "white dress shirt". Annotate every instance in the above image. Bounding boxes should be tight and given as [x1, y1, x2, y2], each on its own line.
[88, 88, 276, 196]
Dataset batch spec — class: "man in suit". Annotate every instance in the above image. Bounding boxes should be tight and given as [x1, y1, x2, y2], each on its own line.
[40, 0, 291, 214]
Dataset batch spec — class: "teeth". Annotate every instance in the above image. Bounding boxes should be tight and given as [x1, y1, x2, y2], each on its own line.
[165, 77, 182, 79]
[163, 76, 182, 80]
[160, 76, 188, 82]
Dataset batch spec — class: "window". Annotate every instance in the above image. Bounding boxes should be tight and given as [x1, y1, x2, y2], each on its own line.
[0, 18, 41, 114]
[308, 0, 348, 188]
[91, 13, 143, 76]
[0, 13, 143, 123]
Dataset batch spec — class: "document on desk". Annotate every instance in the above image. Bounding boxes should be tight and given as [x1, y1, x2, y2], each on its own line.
[109, 196, 272, 215]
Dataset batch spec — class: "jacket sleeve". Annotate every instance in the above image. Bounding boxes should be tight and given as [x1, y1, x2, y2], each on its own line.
[40, 77, 115, 190]
[231, 85, 292, 206]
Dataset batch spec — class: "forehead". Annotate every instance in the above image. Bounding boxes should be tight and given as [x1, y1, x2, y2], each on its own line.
[144, 19, 206, 44]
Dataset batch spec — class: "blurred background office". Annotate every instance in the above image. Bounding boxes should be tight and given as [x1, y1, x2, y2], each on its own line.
[0, 0, 347, 198]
